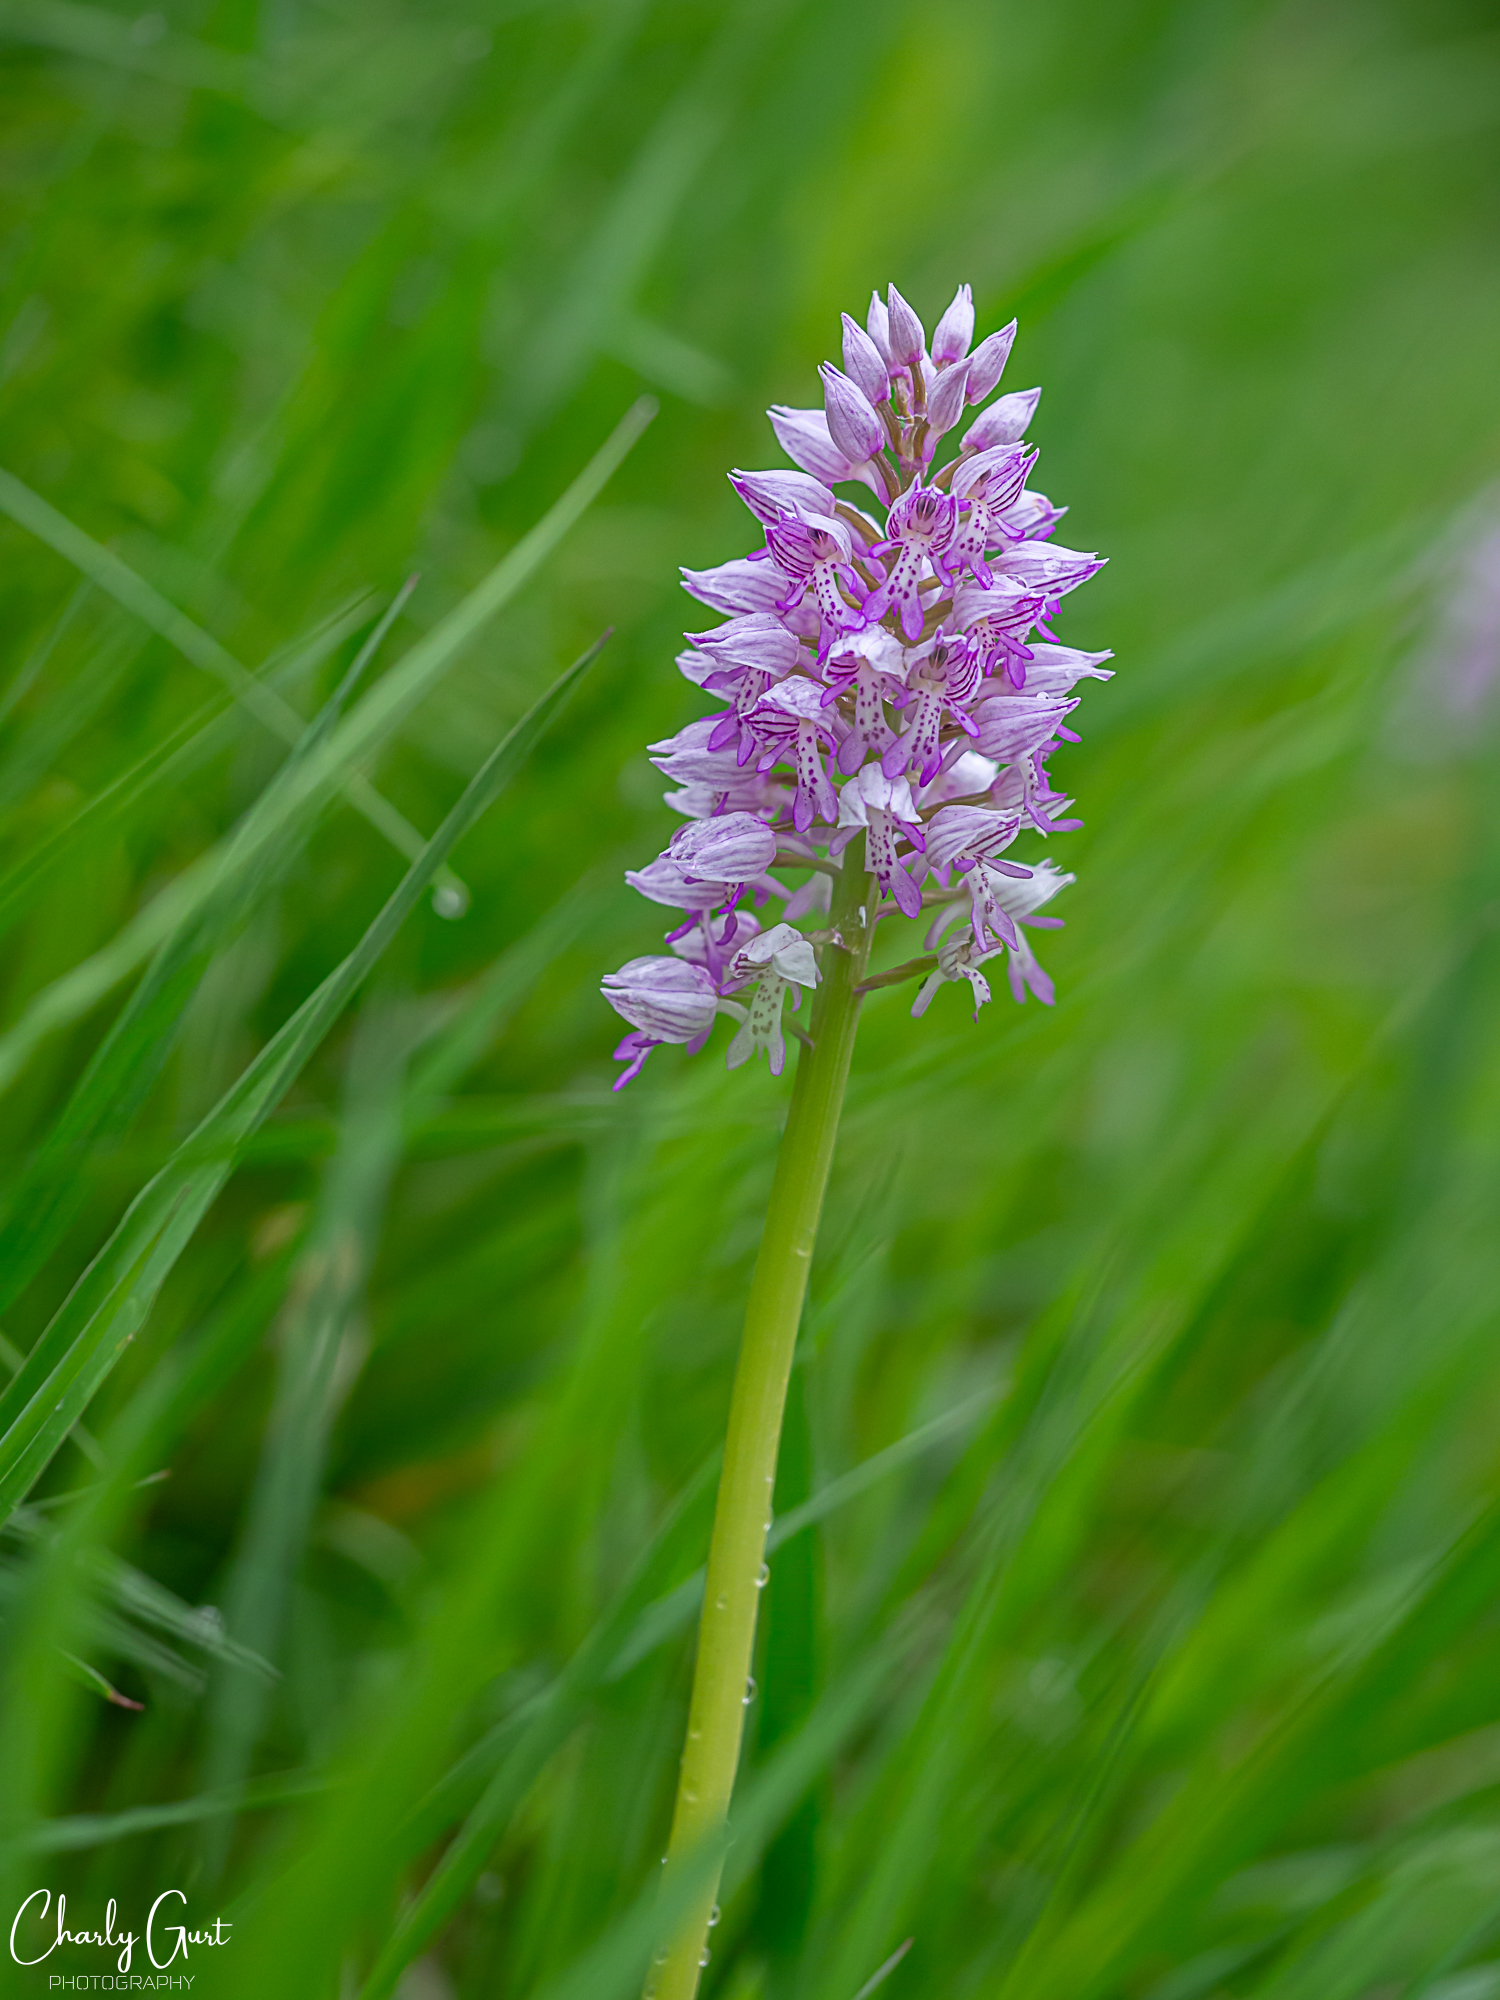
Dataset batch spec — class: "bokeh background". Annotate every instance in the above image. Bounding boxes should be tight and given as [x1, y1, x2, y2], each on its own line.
[2, 1, 1500, 1997]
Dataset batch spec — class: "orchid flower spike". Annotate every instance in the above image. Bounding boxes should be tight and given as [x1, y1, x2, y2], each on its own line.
[603, 282, 1110, 1085]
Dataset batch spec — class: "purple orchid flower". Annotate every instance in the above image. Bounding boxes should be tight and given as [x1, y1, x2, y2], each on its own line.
[882, 633, 985, 786]
[951, 577, 1053, 686]
[867, 483, 959, 641]
[724, 922, 821, 1077]
[1003, 643, 1113, 698]
[664, 769, 786, 822]
[761, 510, 869, 660]
[604, 957, 726, 1088]
[627, 812, 778, 951]
[832, 764, 926, 918]
[682, 556, 817, 633]
[688, 615, 807, 764]
[748, 676, 841, 833]
[989, 539, 1105, 599]
[884, 284, 926, 372]
[604, 279, 1108, 1076]
[995, 487, 1065, 544]
[945, 446, 1039, 587]
[910, 930, 1002, 1020]
[917, 857, 1073, 1008]
[668, 811, 779, 887]
[821, 629, 905, 774]
[967, 690, 1082, 764]
[648, 715, 761, 791]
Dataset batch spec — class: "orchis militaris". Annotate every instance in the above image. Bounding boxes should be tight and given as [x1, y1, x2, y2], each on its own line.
[618, 285, 1108, 2000]
[604, 281, 1109, 1089]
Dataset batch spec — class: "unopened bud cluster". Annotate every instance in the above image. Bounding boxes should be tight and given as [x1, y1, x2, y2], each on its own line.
[603, 283, 1110, 1087]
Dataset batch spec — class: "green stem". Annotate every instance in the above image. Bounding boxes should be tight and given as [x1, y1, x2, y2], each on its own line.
[647, 838, 876, 2000]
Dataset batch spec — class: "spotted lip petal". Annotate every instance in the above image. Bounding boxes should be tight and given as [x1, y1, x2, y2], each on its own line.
[607, 280, 1105, 1081]
[868, 484, 958, 641]
[731, 920, 820, 988]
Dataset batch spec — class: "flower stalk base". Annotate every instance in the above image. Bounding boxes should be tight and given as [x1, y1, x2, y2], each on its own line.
[648, 839, 876, 2000]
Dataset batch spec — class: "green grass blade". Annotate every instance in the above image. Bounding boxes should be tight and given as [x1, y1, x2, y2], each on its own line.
[0, 635, 605, 1521]
[0, 465, 466, 905]
[0, 402, 650, 1097]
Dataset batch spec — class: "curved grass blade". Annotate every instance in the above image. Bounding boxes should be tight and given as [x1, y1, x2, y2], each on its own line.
[0, 592, 374, 934]
[0, 633, 607, 1524]
[3, 1769, 325, 1861]
[0, 466, 468, 910]
[0, 397, 652, 1095]
[0, 583, 415, 1320]
[197, 1001, 417, 1880]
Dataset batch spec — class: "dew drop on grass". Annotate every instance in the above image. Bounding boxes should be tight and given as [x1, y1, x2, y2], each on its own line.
[715, 1594, 727, 1611]
[743, 1675, 757, 1704]
[756, 1562, 769, 1587]
[708, 1905, 721, 1928]
[700, 1949, 711, 1967]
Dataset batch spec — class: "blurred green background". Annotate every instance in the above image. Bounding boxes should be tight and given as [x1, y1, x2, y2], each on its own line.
[2, 1, 1500, 1997]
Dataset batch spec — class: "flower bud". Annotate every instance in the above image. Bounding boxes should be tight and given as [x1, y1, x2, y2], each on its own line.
[885, 284, 926, 369]
[964, 320, 1017, 403]
[818, 363, 885, 464]
[841, 312, 889, 404]
[925, 357, 971, 438]
[866, 289, 892, 363]
[768, 405, 859, 484]
[669, 811, 778, 884]
[932, 284, 974, 365]
[602, 958, 719, 1042]
[962, 387, 1041, 453]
